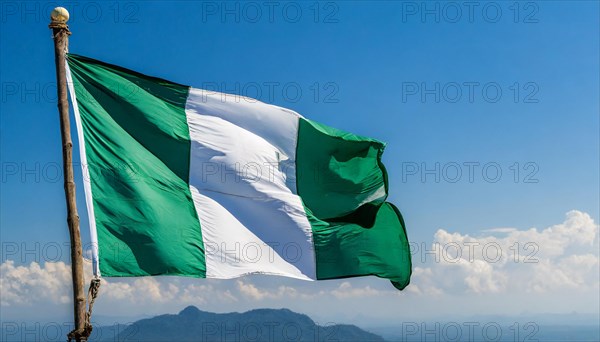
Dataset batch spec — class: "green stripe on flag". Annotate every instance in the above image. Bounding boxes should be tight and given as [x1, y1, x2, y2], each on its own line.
[67, 54, 206, 277]
[296, 118, 411, 289]
[296, 118, 388, 219]
[308, 203, 412, 289]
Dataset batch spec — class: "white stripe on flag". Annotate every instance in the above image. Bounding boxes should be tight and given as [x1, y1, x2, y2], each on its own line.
[185, 88, 316, 280]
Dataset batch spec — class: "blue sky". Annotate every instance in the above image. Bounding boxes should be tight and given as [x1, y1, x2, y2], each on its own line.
[1, 0, 599, 329]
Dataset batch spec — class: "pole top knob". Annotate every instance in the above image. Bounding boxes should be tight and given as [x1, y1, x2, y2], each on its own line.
[50, 7, 69, 24]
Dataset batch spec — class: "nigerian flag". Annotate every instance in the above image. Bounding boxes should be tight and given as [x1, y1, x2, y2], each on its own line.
[66, 54, 411, 290]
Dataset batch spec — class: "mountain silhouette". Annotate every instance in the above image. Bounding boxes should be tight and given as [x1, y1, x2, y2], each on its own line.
[93, 306, 384, 341]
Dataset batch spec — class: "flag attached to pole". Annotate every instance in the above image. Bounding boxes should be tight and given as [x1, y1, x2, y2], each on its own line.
[66, 54, 412, 290]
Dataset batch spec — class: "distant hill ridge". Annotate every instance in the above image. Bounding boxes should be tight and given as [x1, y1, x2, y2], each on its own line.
[93, 306, 384, 341]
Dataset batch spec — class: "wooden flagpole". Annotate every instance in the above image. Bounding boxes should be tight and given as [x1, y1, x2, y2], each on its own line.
[48, 7, 87, 342]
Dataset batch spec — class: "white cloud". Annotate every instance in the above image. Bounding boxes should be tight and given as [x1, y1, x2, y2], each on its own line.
[237, 280, 387, 300]
[236, 280, 318, 300]
[330, 281, 383, 299]
[236, 280, 268, 300]
[0, 260, 238, 308]
[0, 260, 72, 306]
[408, 210, 600, 295]
[102, 277, 180, 303]
[1, 210, 598, 311]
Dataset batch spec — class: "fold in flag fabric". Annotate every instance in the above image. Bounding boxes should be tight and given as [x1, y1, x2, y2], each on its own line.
[66, 54, 412, 290]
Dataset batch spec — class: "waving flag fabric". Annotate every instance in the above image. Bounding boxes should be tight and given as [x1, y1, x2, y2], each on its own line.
[66, 54, 411, 290]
